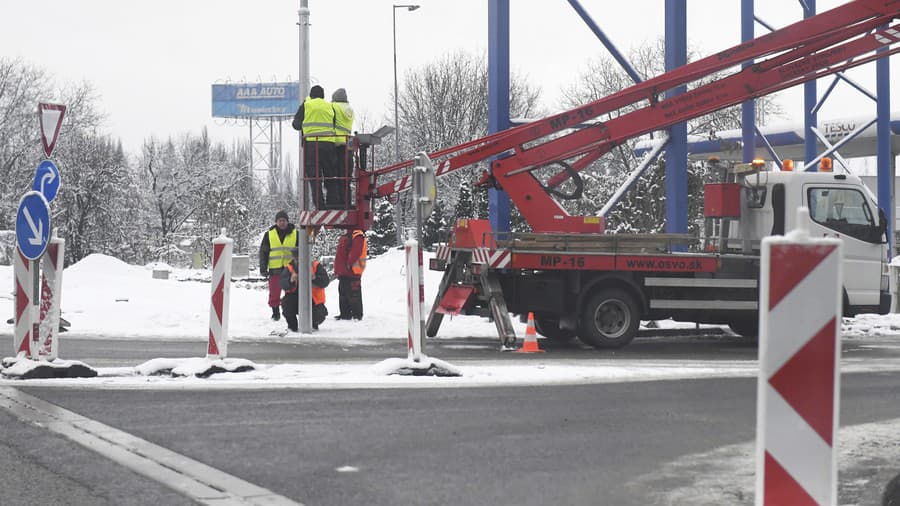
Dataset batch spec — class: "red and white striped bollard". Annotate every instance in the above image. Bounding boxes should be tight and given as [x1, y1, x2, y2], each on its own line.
[13, 247, 33, 358]
[38, 232, 65, 360]
[756, 207, 842, 506]
[208, 228, 233, 359]
[405, 239, 424, 362]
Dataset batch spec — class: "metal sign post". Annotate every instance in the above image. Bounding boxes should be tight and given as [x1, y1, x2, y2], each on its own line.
[15, 191, 51, 360]
[411, 152, 436, 353]
[13, 103, 66, 361]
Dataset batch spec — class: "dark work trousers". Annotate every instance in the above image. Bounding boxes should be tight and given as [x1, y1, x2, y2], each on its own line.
[303, 140, 335, 209]
[332, 144, 350, 207]
[282, 292, 328, 331]
[338, 276, 363, 320]
[282, 291, 299, 331]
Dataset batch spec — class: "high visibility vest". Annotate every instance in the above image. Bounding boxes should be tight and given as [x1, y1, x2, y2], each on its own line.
[267, 228, 298, 270]
[324, 101, 354, 145]
[351, 230, 368, 275]
[287, 261, 326, 305]
[301, 97, 336, 141]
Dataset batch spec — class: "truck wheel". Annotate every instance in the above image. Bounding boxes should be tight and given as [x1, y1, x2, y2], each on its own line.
[578, 289, 639, 349]
[533, 317, 576, 341]
[728, 318, 758, 338]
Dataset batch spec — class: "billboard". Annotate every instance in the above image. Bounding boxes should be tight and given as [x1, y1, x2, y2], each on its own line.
[211, 82, 300, 118]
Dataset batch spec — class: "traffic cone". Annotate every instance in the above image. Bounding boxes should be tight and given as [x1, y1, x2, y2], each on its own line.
[516, 312, 544, 353]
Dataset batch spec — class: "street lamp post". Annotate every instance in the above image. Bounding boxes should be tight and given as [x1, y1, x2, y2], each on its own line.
[393, 4, 420, 244]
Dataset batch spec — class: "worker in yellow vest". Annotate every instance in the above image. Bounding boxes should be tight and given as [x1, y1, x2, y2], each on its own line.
[329, 88, 354, 207]
[280, 252, 331, 332]
[291, 85, 336, 208]
[259, 210, 298, 321]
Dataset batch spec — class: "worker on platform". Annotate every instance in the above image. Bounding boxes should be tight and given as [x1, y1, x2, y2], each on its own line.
[280, 250, 331, 332]
[327, 87, 354, 208]
[333, 228, 367, 320]
[259, 210, 298, 321]
[292, 85, 336, 208]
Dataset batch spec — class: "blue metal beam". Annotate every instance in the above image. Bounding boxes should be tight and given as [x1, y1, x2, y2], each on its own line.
[488, 0, 511, 234]
[665, 0, 688, 236]
[742, 0, 756, 164]
[803, 0, 818, 165]
[566, 0, 643, 85]
[877, 39, 893, 251]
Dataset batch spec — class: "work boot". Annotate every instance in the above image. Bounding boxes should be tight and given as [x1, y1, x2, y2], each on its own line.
[271, 307, 280, 321]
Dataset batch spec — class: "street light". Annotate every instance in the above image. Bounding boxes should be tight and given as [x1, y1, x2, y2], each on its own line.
[393, 4, 420, 244]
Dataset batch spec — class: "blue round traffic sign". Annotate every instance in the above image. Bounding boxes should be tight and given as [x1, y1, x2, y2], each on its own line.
[15, 191, 51, 260]
[33, 159, 61, 203]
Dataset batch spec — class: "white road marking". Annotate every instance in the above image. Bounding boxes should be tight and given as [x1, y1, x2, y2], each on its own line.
[0, 387, 302, 506]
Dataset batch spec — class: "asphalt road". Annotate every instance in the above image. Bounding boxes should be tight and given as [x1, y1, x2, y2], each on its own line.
[7, 372, 899, 506]
[1, 332, 899, 505]
[42, 328, 900, 367]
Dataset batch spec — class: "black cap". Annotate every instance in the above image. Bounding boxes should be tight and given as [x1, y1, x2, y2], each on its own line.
[275, 210, 289, 221]
[309, 85, 324, 99]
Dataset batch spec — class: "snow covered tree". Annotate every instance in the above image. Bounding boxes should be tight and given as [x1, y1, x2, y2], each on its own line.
[455, 180, 475, 220]
[422, 201, 449, 250]
[367, 199, 398, 256]
[55, 131, 146, 264]
[0, 58, 103, 232]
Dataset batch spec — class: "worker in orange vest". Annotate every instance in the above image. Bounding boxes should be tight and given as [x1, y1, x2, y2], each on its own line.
[333, 228, 367, 320]
[280, 251, 330, 332]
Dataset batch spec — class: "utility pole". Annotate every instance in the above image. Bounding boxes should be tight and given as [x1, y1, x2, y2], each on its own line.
[297, 0, 312, 333]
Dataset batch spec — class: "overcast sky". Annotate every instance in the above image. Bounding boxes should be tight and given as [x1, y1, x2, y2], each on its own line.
[1, 0, 896, 163]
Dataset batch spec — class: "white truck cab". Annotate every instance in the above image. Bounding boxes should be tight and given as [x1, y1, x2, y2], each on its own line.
[734, 170, 890, 315]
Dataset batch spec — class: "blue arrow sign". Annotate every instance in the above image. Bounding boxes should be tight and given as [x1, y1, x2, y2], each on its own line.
[33, 159, 61, 203]
[16, 191, 51, 260]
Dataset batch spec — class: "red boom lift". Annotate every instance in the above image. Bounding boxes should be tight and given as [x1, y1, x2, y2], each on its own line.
[300, 0, 900, 348]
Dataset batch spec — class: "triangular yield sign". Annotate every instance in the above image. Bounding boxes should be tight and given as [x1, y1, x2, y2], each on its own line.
[39, 103, 67, 157]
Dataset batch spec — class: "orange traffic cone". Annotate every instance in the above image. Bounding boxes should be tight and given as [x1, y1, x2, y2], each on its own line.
[516, 312, 544, 353]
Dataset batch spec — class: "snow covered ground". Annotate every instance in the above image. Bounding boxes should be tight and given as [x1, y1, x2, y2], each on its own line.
[1, 247, 899, 387]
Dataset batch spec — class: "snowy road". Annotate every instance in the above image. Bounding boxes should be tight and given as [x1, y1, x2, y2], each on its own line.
[3, 370, 898, 506]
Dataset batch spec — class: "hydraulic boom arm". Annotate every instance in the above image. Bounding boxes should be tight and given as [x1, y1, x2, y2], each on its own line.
[367, 0, 899, 232]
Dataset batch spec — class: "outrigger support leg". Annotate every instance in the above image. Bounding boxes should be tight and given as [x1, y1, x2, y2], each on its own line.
[426, 254, 461, 337]
[480, 271, 517, 349]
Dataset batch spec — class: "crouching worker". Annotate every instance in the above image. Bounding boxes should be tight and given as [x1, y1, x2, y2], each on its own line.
[280, 252, 331, 332]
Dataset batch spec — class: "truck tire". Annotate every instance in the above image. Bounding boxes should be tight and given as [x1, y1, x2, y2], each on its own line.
[728, 318, 758, 338]
[533, 316, 576, 341]
[578, 289, 640, 349]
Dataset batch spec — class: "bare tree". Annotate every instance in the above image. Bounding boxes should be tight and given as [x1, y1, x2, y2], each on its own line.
[0, 59, 54, 227]
[391, 51, 543, 231]
[55, 131, 145, 264]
